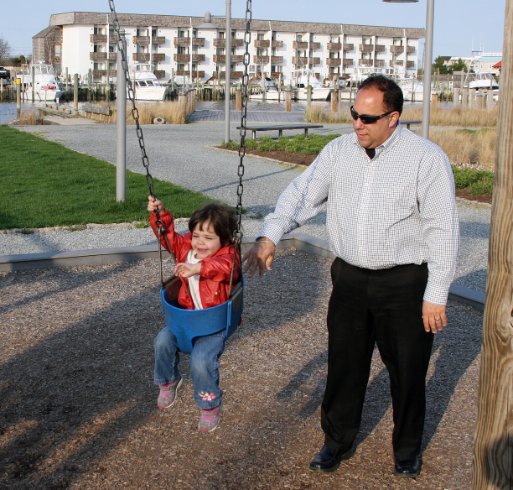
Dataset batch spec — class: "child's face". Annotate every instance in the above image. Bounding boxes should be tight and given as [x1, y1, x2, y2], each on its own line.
[191, 220, 222, 260]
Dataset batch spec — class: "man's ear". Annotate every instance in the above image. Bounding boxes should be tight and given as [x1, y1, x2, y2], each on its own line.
[389, 112, 400, 128]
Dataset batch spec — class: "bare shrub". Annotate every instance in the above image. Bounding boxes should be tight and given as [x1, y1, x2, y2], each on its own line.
[11, 110, 44, 125]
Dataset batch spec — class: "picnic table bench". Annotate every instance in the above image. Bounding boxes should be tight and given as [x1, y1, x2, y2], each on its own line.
[237, 123, 324, 140]
[401, 119, 421, 130]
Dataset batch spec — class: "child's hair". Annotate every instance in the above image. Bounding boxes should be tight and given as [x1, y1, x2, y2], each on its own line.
[188, 203, 238, 247]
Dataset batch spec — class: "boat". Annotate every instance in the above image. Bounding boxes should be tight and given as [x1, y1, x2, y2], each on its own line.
[249, 77, 282, 101]
[293, 71, 331, 101]
[18, 63, 63, 102]
[465, 72, 499, 91]
[130, 66, 167, 101]
[397, 78, 426, 102]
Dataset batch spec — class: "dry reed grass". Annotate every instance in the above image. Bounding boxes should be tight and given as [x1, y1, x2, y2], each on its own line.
[402, 104, 498, 128]
[85, 95, 196, 125]
[11, 110, 44, 125]
[307, 102, 498, 128]
[430, 128, 496, 170]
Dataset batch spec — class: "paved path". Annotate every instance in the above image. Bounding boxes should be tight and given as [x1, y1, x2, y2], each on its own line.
[9, 118, 491, 297]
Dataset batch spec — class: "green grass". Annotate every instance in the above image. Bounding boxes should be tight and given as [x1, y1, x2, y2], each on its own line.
[0, 126, 212, 230]
[224, 133, 340, 155]
[226, 134, 494, 197]
[452, 167, 494, 196]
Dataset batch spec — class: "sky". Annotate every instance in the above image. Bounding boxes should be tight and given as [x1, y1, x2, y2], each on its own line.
[0, 0, 507, 60]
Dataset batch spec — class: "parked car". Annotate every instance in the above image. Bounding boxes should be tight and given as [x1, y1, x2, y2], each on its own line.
[0, 66, 10, 80]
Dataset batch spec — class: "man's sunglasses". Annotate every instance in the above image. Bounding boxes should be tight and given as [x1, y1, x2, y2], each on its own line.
[350, 106, 394, 124]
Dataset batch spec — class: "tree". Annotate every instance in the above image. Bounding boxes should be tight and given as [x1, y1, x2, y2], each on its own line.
[432, 56, 468, 75]
[451, 58, 468, 73]
[0, 37, 10, 61]
[433, 56, 451, 75]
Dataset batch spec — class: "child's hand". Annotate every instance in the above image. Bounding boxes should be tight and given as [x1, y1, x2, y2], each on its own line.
[147, 195, 163, 213]
[175, 262, 201, 278]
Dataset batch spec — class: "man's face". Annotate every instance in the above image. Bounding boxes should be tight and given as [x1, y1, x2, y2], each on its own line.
[351, 86, 399, 149]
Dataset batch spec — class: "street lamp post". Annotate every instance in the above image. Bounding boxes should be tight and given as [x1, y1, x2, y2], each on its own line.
[383, 0, 434, 138]
[224, 0, 232, 143]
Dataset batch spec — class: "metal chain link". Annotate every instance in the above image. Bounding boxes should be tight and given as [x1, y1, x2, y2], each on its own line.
[108, 0, 156, 198]
[235, 0, 252, 245]
[108, 0, 251, 288]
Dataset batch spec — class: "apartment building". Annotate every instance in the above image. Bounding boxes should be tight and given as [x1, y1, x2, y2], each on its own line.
[33, 11, 425, 85]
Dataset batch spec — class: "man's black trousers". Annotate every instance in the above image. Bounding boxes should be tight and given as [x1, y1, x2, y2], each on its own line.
[321, 258, 434, 462]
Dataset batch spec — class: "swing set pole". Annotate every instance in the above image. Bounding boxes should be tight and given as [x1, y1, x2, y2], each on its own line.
[116, 48, 126, 202]
[224, 0, 232, 144]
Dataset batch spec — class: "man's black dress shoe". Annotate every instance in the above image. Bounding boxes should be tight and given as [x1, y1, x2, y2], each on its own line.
[394, 454, 422, 478]
[309, 444, 354, 473]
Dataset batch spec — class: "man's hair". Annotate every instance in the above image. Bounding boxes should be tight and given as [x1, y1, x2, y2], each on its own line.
[358, 75, 404, 115]
[189, 203, 238, 246]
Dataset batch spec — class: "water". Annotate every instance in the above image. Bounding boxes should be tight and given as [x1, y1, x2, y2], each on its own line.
[0, 102, 18, 124]
[0, 99, 448, 126]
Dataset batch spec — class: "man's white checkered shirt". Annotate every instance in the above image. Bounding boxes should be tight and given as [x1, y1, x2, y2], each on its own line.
[261, 124, 459, 305]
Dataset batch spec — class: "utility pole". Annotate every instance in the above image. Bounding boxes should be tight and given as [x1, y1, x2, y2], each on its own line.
[472, 0, 513, 487]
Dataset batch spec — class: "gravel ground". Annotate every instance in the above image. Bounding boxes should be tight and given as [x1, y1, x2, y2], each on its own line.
[0, 250, 483, 489]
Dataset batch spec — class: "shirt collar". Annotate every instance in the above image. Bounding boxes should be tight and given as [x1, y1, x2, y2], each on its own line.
[352, 124, 402, 158]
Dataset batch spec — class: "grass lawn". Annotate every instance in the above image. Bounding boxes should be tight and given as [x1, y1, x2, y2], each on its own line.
[0, 126, 211, 230]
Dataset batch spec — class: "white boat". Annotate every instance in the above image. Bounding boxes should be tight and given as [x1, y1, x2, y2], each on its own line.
[249, 77, 282, 101]
[293, 71, 331, 101]
[466, 72, 499, 91]
[130, 67, 167, 101]
[397, 78, 425, 102]
[294, 84, 331, 101]
[18, 63, 63, 102]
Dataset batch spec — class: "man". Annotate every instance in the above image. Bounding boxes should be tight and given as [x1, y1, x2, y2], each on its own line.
[243, 75, 459, 478]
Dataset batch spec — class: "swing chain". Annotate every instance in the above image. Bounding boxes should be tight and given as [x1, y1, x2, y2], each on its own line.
[108, 0, 156, 198]
[235, 0, 252, 246]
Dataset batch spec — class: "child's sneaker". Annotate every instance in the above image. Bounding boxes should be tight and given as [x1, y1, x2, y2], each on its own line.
[198, 404, 222, 433]
[157, 378, 183, 411]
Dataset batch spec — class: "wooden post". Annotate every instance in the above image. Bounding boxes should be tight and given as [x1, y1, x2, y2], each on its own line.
[486, 91, 495, 110]
[306, 85, 312, 111]
[462, 88, 469, 108]
[453, 88, 460, 106]
[16, 78, 21, 118]
[73, 74, 79, 115]
[31, 65, 35, 103]
[235, 88, 241, 111]
[472, 0, 513, 487]
[285, 90, 292, 112]
[331, 89, 338, 113]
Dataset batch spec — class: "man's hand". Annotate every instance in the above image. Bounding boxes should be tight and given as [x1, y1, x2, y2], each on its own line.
[242, 237, 276, 276]
[422, 301, 448, 333]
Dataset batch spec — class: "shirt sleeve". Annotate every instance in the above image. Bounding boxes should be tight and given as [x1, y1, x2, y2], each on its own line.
[417, 147, 460, 305]
[149, 208, 187, 258]
[260, 140, 334, 244]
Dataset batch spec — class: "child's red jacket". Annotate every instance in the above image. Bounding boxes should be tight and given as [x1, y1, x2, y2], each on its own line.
[150, 209, 240, 310]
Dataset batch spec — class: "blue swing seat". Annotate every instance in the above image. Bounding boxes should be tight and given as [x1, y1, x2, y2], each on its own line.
[160, 276, 243, 354]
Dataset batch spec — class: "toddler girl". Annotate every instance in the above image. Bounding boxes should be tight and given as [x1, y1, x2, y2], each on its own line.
[148, 196, 240, 433]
